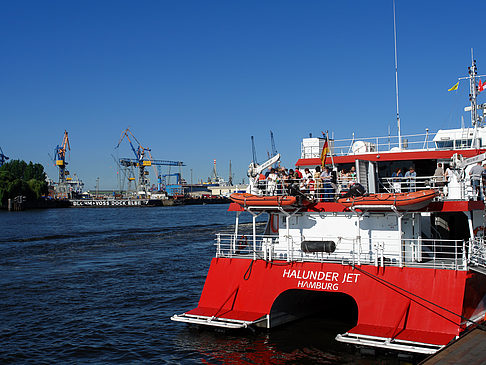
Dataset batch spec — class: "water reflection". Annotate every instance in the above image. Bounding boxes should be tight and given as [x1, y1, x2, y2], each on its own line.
[174, 316, 424, 364]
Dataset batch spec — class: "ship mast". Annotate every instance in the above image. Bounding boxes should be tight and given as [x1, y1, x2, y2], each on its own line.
[460, 49, 486, 148]
[393, 0, 401, 150]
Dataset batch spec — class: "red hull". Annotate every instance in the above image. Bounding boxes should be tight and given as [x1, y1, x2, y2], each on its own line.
[187, 258, 486, 347]
[338, 189, 437, 210]
[230, 193, 297, 207]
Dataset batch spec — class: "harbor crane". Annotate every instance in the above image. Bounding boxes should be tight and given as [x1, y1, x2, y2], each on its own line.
[251, 136, 258, 165]
[116, 128, 157, 194]
[0, 146, 9, 166]
[157, 173, 183, 196]
[53, 130, 70, 185]
[270, 130, 278, 168]
[115, 128, 184, 195]
[229, 160, 233, 186]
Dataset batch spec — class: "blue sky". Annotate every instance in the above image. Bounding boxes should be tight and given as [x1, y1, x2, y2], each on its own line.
[1, 1, 485, 190]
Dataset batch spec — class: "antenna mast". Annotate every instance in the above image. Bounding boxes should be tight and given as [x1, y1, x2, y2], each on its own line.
[469, 50, 479, 128]
[459, 49, 486, 148]
[393, 0, 402, 150]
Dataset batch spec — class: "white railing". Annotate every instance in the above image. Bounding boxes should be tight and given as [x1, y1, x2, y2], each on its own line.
[381, 176, 441, 193]
[215, 233, 467, 270]
[253, 174, 484, 202]
[301, 132, 483, 158]
[257, 177, 369, 201]
[469, 237, 486, 268]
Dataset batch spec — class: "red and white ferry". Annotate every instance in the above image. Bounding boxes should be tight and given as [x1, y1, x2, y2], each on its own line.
[172, 60, 486, 355]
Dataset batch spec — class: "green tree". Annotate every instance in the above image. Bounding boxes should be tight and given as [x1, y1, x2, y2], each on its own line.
[0, 160, 48, 206]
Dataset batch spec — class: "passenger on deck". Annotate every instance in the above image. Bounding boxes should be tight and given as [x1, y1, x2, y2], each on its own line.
[314, 166, 323, 199]
[257, 171, 266, 193]
[279, 168, 290, 194]
[266, 168, 278, 196]
[444, 165, 452, 182]
[287, 169, 296, 193]
[349, 166, 357, 181]
[288, 169, 295, 180]
[348, 167, 357, 188]
[304, 168, 312, 180]
[433, 163, 445, 187]
[392, 168, 403, 193]
[339, 169, 349, 192]
[405, 167, 417, 192]
[321, 166, 334, 201]
[295, 167, 303, 180]
[469, 162, 483, 200]
[301, 168, 312, 192]
[482, 165, 486, 200]
[330, 168, 338, 197]
[443, 165, 452, 196]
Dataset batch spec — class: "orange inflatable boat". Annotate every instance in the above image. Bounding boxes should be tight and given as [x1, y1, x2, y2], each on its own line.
[230, 193, 297, 207]
[338, 189, 437, 211]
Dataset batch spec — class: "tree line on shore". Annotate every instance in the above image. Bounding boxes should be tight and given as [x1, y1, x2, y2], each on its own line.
[0, 160, 48, 207]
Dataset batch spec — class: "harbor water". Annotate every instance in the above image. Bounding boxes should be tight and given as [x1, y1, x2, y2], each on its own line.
[0, 205, 422, 364]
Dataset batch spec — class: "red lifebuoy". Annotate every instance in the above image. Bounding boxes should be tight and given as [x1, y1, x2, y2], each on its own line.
[236, 235, 248, 253]
[270, 214, 279, 233]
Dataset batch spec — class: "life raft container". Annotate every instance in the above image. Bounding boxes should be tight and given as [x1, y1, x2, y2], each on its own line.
[230, 193, 297, 207]
[337, 189, 438, 211]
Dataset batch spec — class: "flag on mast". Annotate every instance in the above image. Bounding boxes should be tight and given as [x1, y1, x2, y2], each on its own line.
[448, 81, 459, 91]
[320, 138, 329, 168]
[479, 80, 484, 93]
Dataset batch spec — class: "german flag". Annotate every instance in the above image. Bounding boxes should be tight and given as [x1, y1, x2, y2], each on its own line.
[320, 139, 329, 168]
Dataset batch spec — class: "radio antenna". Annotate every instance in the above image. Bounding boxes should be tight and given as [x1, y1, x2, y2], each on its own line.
[393, 0, 402, 150]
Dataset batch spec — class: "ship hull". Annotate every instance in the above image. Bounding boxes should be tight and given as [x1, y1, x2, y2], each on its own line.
[178, 258, 486, 352]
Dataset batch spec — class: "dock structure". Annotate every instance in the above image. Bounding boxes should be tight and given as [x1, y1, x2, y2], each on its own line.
[420, 328, 486, 364]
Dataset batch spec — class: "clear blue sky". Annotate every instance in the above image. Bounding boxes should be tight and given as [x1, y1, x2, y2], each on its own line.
[1, 1, 485, 190]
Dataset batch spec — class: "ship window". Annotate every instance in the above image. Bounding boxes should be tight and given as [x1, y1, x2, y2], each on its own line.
[437, 139, 482, 149]
[457, 139, 473, 148]
[436, 140, 453, 148]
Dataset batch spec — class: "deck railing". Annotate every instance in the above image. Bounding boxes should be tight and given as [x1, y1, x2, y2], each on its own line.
[215, 233, 469, 270]
[469, 237, 486, 269]
[253, 175, 483, 202]
[301, 131, 482, 158]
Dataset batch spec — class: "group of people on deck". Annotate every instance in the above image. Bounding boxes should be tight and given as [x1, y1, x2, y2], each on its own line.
[434, 162, 486, 200]
[257, 165, 358, 201]
[391, 166, 417, 193]
[391, 162, 486, 200]
[468, 162, 486, 200]
[257, 166, 304, 196]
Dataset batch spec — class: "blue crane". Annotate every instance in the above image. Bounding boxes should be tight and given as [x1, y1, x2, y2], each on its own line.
[270, 130, 278, 168]
[0, 146, 9, 166]
[157, 173, 184, 196]
[116, 128, 147, 163]
[53, 131, 70, 184]
[116, 128, 184, 194]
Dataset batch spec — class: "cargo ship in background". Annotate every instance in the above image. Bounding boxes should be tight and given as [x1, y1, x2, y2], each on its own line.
[66, 159, 243, 207]
[172, 60, 486, 355]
